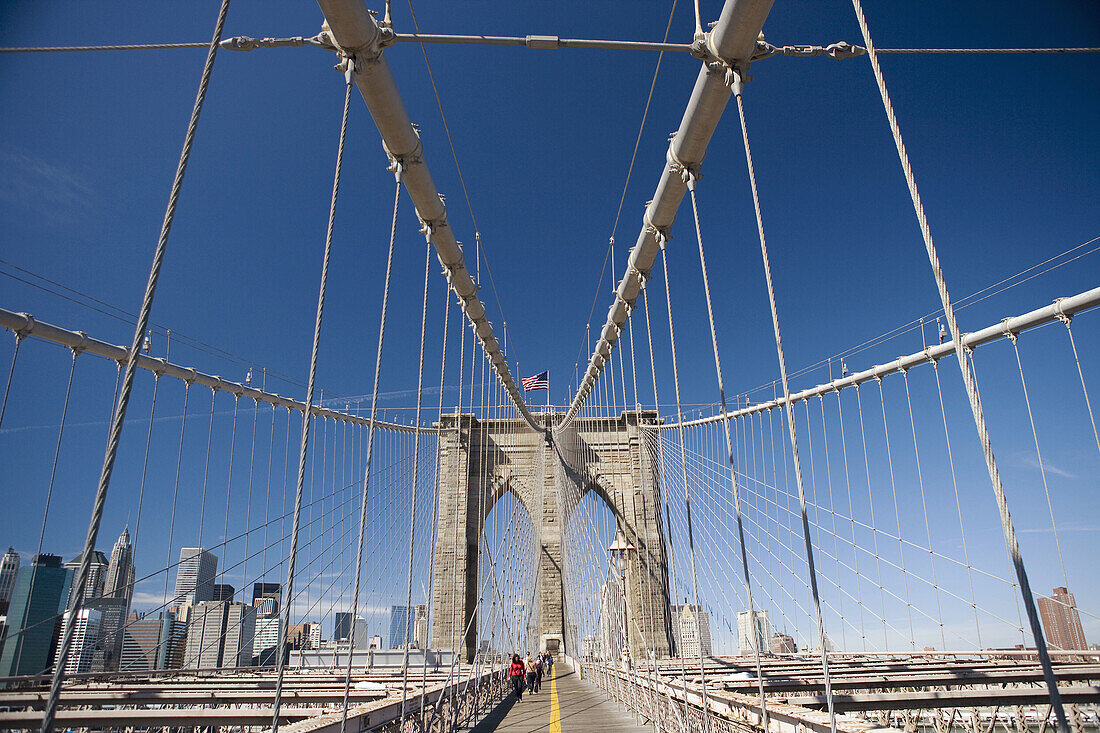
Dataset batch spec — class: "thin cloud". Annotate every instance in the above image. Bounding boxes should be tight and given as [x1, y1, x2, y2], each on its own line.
[1022, 455, 1076, 480]
[0, 146, 95, 216]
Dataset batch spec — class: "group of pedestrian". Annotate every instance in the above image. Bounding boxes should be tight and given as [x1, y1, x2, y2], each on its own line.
[508, 651, 554, 700]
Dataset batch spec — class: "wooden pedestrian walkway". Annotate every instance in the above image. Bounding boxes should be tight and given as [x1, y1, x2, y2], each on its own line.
[465, 664, 651, 733]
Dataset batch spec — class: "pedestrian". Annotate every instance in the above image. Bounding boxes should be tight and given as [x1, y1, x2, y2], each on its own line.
[545, 653, 554, 677]
[509, 654, 525, 700]
[534, 653, 544, 692]
[525, 654, 538, 693]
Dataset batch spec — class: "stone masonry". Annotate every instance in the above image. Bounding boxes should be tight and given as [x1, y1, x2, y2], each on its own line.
[431, 410, 672, 662]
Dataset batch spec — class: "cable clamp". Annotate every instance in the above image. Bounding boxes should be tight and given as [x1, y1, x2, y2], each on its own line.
[1053, 297, 1072, 327]
[71, 331, 89, 355]
[13, 313, 34, 339]
[1001, 318, 1018, 344]
[667, 137, 702, 188]
[896, 358, 907, 375]
[643, 212, 671, 248]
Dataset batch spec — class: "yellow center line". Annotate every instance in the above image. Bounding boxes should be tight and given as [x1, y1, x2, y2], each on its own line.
[549, 665, 561, 733]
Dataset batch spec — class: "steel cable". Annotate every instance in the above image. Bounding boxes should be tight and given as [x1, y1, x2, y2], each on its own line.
[272, 60, 352, 732]
[849, 0, 1067, 726]
[40, 1, 232, 727]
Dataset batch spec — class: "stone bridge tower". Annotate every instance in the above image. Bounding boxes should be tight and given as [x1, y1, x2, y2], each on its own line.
[431, 410, 672, 662]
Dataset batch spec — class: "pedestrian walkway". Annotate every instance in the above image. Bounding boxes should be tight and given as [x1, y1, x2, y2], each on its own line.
[467, 664, 652, 733]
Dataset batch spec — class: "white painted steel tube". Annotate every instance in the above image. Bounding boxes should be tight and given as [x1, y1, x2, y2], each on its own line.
[316, 0, 539, 430]
[562, 0, 775, 426]
[660, 286, 1100, 429]
[0, 308, 423, 433]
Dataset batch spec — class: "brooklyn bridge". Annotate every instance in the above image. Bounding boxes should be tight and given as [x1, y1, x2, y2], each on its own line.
[0, 0, 1097, 731]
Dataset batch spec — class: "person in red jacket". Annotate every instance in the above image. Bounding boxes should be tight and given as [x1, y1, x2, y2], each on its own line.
[508, 654, 526, 700]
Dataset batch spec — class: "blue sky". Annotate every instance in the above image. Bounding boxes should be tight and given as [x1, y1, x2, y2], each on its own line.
[1, 1, 1097, 651]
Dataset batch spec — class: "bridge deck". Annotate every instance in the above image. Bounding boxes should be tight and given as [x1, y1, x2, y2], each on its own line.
[468, 665, 651, 733]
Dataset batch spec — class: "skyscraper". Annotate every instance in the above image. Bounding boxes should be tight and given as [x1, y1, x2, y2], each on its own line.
[173, 548, 217, 604]
[212, 584, 235, 602]
[53, 607, 102, 674]
[0, 547, 20, 615]
[334, 612, 353, 642]
[1038, 587, 1088, 651]
[389, 605, 415, 648]
[183, 601, 255, 669]
[63, 550, 109, 607]
[120, 611, 186, 672]
[737, 609, 772, 656]
[252, 582, 281, 618]
[0, 554, 70, 677]
[414, 604, 428, 649]
[676, 604, 712, 658]
[102, 527, 135, 604]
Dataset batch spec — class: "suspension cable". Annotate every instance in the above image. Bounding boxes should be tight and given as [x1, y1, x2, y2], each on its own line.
[271, 56, 353, 732]
[684, 171, 770, 728]
[731, 73, 835, 733]
[339, 152, 403, 733]
[400, 237, 433, 720]
[849, 1, 1067, 725]
[40, 1, 232, 728]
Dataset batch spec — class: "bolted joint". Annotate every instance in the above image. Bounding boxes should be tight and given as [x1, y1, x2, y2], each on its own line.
[666, 142, 702, 187]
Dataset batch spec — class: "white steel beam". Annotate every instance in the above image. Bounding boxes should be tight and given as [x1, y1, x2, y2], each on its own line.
[561, 0, 775, 426]
[315, 0, 540, 430]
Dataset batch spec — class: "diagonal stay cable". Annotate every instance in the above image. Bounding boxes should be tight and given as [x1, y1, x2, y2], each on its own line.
[849, 1, 1068, 728]
[38, 1, 233, 730]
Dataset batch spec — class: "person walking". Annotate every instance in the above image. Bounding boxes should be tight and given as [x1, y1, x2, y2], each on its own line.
[534, 654, 544, 693]
[509, 654, 526, 700]
[545, 653, 554, 678]
[525, 654, 538, 694]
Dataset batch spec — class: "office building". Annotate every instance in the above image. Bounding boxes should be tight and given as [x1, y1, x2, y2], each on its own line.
[677, 604, 712, 658]
[286, 622, 313, 649]
[308, 623, 322, 650]
[102, 527, 135, 605]
[183, 601, 255, 669]
[63, 550, 109, 607]
[212, 584, 235, 602]
[253, 616, 281, 665]
[334, 612, 353, 642]
[671, 603, 712, 657]
[414, 604, 428, 649]
[87, 597, 129, 672]
[120, 611, 186, 672]
[1038, 587, 1088, 651]
[0, 554, 71, 676]
[0, 548, 19, 615]
[390, 605, 415, 648]
[53, 607, 101, 674]
[770, 632, 797, 654]
[252, 582, 281, 618]
[173, 548, 217, 605]
[738, 609, 772, 655]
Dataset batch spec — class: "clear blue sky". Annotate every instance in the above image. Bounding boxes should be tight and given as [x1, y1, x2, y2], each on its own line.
[0, 1, 1097, 651]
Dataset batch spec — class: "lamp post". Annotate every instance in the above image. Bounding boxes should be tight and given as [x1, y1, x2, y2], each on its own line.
[608, 529, 635, 672]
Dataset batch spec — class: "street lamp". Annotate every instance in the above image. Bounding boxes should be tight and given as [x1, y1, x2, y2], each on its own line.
[608, 529, 634, 671]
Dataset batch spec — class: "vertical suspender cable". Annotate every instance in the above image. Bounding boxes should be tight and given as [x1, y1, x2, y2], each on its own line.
[732, 76, 836, 733]
[272, 59, 352, 732]
[421, 284, 451, 724]
[656, 239, 711, 729]
[400, 237, 432, 720]
[40, 1, 231, 727]
[684, 173, 769, 729]
[0, 334, 22, 430]
[848, 2, 1066, 725]
[340, 153, 402, 732]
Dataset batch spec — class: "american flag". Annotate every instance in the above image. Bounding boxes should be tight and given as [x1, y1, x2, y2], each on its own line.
[522, 371, 549, 392]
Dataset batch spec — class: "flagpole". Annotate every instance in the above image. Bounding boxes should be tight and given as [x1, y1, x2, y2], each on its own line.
[546, 371, 550, 412]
